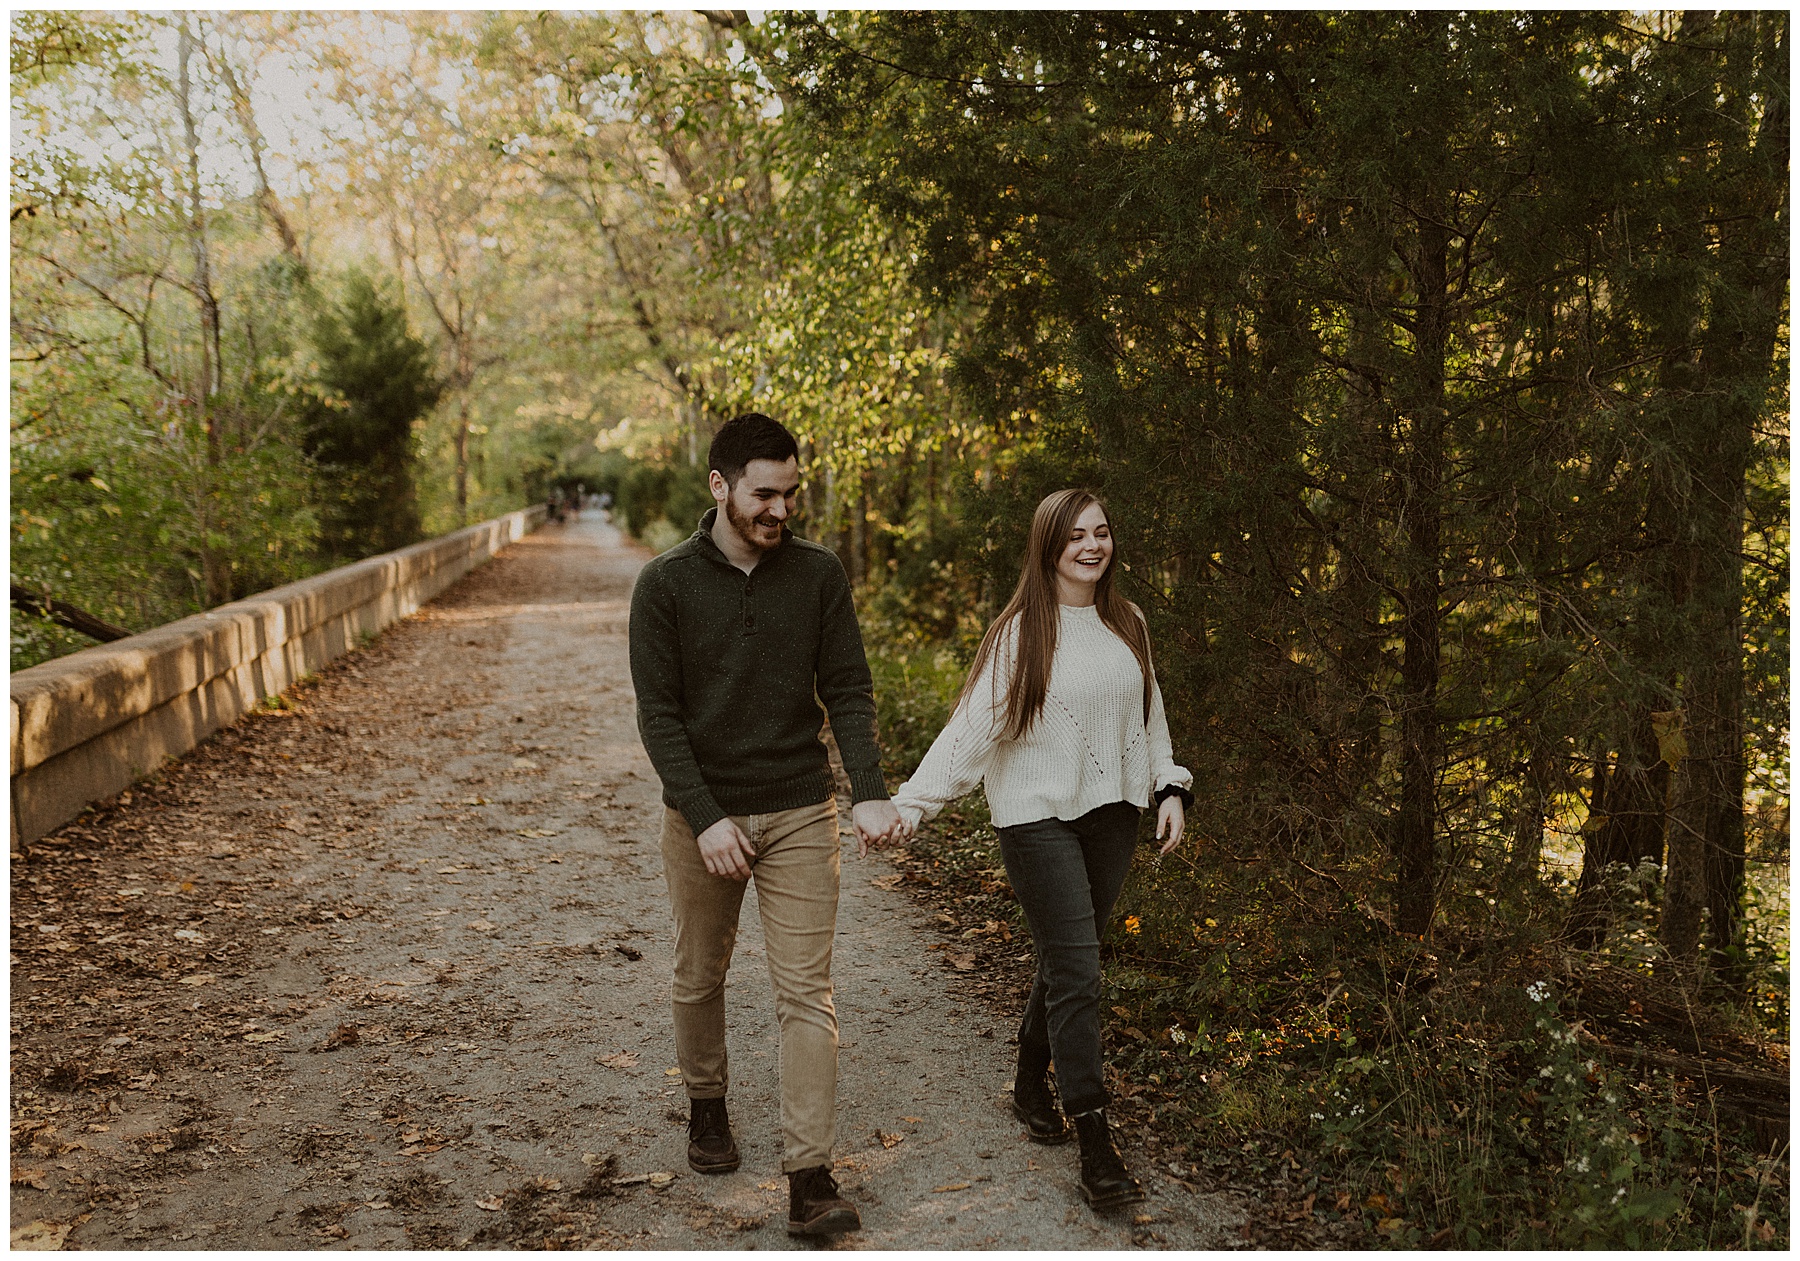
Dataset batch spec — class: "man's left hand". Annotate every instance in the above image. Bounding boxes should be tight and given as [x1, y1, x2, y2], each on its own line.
[852, 800, 903, 858]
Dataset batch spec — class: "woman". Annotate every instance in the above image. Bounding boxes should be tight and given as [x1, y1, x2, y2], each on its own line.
[892, 488, 1193, 1213]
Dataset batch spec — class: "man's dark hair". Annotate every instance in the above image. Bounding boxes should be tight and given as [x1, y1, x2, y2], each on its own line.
[708, 413, 799, 487]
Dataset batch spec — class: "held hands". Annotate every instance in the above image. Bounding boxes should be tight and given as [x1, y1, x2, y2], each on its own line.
[1155, 796, 1187, 856]
[695, 816, 758, 881]
[697, 801, 910, 877]
[851, 800, 906, 858]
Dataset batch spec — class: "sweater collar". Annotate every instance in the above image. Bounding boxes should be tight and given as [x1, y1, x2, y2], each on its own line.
[693, 506, 793, 569]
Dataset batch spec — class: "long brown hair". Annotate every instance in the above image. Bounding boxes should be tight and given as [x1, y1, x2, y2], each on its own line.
[959, 488, 1155, 741]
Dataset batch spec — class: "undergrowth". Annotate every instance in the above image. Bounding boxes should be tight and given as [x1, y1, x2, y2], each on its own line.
[868, 639, 1791, 1250]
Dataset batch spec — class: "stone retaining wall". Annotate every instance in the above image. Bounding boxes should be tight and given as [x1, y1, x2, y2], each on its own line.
[10, 506, 545, 844]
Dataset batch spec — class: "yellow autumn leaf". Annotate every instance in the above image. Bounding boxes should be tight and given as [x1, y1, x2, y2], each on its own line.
[1650, 709, 1687, 770]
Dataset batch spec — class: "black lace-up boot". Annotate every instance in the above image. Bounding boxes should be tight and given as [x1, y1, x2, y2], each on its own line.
[686, 1096, 740, 1174]
[1011, 1049, 1071, 1144]
[786, 1165, 861, 1235]
[1070, 1108, 1145, 1212]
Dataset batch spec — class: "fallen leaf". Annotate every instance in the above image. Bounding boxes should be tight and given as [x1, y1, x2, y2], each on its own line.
[435, 866, 464, 875]
[244, 1031, 283, 1044]
[598, 1052, 639, 1071]
[874, 1130, 905, 1149]
[903, 1116, 922, 1124]
[11, 1169, 48, 1190]
[511, 758, 540, 771]
[945, 952, 976, 971]
[11, 1221, 71, 1250]
[173, 929, 205, 942]
[869, 874, 903, 890]
[614, 944, 643, 961]
[663, 1067, 683, 1077]
[932, 1182, 972, 1193]
[176, 973, 218, 987]
[647, 1171, 677, 1189]
[475, 1196, 504, 1212]
[468, 920, 496, 932]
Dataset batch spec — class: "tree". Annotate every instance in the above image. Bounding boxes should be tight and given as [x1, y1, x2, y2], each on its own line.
[302, 271, 441, 560]
[782, 11, 1788, 947]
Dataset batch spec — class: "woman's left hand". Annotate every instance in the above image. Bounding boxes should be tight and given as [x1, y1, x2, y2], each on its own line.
[1155, 797, 1186, 855]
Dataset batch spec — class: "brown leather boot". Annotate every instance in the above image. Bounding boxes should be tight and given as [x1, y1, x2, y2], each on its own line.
[686, 1096, 740, 1174]
[786, 1165, 861, 1236]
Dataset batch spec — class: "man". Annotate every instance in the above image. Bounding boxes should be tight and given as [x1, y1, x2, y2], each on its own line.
[627, 412, 903, 1237]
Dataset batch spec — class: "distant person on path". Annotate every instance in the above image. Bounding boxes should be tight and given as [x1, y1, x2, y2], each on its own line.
[891, 488, 1193, 1215]
[627, 412, 903, 1238]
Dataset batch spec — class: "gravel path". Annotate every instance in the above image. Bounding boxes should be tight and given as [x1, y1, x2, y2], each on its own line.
[10, 515, 1241, 1250]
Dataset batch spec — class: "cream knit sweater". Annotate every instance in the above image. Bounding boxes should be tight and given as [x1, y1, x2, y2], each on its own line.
[893, 604, 1192, 829]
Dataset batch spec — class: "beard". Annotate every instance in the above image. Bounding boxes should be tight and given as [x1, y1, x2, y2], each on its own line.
[724, 493, 785, 552]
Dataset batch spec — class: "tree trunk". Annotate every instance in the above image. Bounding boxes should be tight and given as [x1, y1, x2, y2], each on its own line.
[177, 17, 229, 606]
[1657, 9, 1786, 968]
[1394, 214, 1447, 938]
[1570, 711, 1672, 947]
[455, 388, 471, 527]
[216, 36, 305, 270]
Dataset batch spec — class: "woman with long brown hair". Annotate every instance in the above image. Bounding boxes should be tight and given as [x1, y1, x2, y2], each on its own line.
[892, 488, 1192, 1214]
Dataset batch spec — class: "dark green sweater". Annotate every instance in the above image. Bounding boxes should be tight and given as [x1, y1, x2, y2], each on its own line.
[627, 508, 889, 835]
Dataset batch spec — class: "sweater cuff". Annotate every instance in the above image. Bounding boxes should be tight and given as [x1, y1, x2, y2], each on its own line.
[1154, 783, 1194, 810]
[845, 767, 890, 805]
[674, 789, 728, 838]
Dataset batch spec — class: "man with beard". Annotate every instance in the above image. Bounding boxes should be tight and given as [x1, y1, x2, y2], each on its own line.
[627, 412, 903, 1237]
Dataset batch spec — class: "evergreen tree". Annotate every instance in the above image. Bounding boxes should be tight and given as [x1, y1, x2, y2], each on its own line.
[782, 11, 1787, 948]
[303, 270, 443, 561]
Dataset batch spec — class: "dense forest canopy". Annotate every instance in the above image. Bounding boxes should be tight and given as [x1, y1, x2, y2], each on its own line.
[10, 10, 1789, 1247]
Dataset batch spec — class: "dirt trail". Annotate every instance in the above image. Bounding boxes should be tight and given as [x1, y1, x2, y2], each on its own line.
[10, 516, 1241, 1250]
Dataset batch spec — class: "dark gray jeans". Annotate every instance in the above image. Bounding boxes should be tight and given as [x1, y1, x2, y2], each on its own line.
[996, 800, 1141, 1115]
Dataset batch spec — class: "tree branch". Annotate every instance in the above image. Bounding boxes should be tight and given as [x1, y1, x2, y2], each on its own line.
[11, 584, 132, 642]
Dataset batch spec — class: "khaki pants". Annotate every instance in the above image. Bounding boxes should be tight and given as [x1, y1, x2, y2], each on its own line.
[660, 798, 840, 1172]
